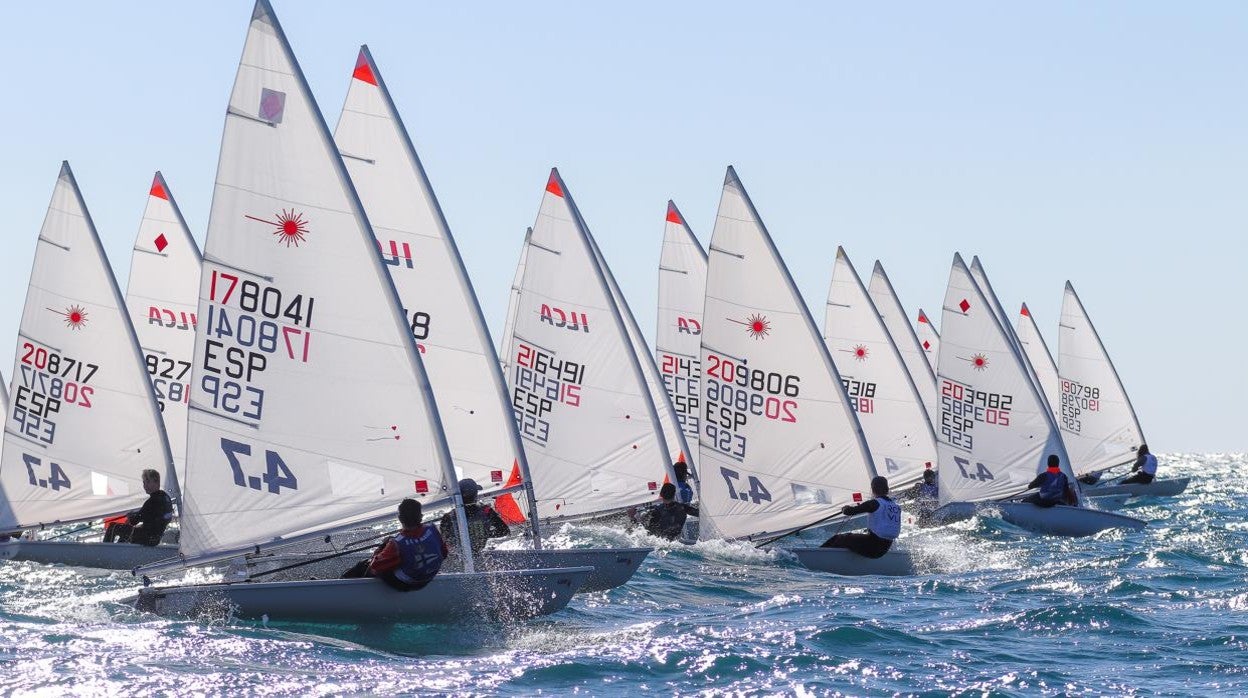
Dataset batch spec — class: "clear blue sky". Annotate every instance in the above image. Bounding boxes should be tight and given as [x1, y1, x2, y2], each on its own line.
[1, 2, 1244, 452]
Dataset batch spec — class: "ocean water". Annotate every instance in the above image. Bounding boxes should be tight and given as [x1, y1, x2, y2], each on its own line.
[2, 454, 1244, 696]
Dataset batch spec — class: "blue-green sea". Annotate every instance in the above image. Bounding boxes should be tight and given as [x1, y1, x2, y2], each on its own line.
[2, 454, 1244, 696]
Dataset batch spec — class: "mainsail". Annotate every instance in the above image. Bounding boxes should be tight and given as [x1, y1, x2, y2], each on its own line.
[504, 169, 672, 520]
[824, 247, 936, 489]
[699, 168, 876, 541]
[499, 228, 532, 368]
[655, 201, 708, 452]
[332, 47, 530, 501]
[0, 163, 173, 530]
[867, 263, 939, 424]
[916, 309, 940, 373]
[969, 257, 1055, 415]
[1057, 282, 1144, 476]
[178, 0, 455, 562]
[124, 172, 202, 496]
[935, 254, 1079, 506]
[1, 373, 8, 425]
[1015, 303, 1061, 417]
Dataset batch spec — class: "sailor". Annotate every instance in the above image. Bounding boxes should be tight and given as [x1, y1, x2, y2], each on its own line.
[343, 498, 447, 591]
[820, 476, 900, 559]
[1023, 455, 1077, 508]
[1119, 445, 1158, 485]
[904, 468, 940, 522]
[673, 461, 695, 504]
[439, 478, 510, 557]
[103, 469, 173, 546]
[643, 483, 699, 540]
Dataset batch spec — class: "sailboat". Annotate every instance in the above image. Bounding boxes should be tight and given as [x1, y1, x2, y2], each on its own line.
[314, 46, 648, 591]
[694, 167, 911, 576]
[655, 201, 708, 459]
[124, 172, 202, 495]
[502, 168, 675, 527]
[868, 263, 939, 426]
[1057, 282, 1188, 497]
[932, 254, 1145, 536]
[132, 0, 589, 622]
[1015, 302, 1062, 417]
[0, 163, 178, 569]
[823, 247, 936, 493]
[916, 309, 939, 374]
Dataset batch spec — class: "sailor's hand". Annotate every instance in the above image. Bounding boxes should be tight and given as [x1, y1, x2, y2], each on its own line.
[841, 505, 853, 516]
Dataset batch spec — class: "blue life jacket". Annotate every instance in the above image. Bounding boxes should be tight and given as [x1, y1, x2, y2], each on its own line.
[393, 526, 445, 585]
[1037, 469, 1068, 503]
[868, 496, 902, 540]
[676, 481, 694, 504]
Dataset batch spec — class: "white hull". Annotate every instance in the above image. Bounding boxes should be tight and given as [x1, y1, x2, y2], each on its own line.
[790, 547, 915, 576]
[134, 566, 594, 623]
[1084, 477, 1190, 498]
[998, 503, 1146, 537]
[1086, 493, 1131, 511]
[0, 540, 178, 569]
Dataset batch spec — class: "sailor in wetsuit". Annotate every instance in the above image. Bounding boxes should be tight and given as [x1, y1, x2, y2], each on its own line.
[820, 476, 900, 559]
[439, 478, 510, 558]
[103, 469, 173, 546]
[672, 462, 695, 505]
[1120, 445, 1158, 485]
[1023, 454, 1077, 508]
[343, 498, 447, 591]
[644, 483, 699, 540]
[903, 469, 940, 523]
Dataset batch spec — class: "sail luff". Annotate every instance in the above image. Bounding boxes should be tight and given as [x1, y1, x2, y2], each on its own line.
[1015, 302, 1062, 417]
[655, 200, 709, 465]
[867, 263, 940, 424]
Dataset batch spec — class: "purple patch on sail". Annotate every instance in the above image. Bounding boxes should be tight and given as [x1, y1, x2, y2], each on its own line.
[259, 88, 286, 124]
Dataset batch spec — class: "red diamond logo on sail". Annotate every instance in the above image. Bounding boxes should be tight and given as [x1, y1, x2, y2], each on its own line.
[491, 470, 503, 483]
[258, 88, 286, 124]
[154, 234, 169, 252]
[959, 299, 970, 313]
[922, 340, 931, 350]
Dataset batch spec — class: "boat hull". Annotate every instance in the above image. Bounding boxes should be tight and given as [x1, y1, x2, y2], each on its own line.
[1085, 493, 1131, 511]
[134, 566, 594, 623]
[0, 540, 178, 569]
[244, 547, 649, 593]
[998, 503, 1146, 537]
[1084, 477, 1190, 498]
[790, 547, 915, 576]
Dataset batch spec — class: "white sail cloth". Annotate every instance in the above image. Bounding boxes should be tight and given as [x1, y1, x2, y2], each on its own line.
[124, 172, 202, 495]
[503, 169, 672, 520]
[935, 254, 1079, 506]
[655, 201, 708, 451]
[824, 248, 936, 489]
[1058, 282, 1145, 476]
[0, 163, 173, 530]
[178, 1, 454, 561]
[332, 47, 528, 499]
[868, 263, 939, 425]
[1015, 303, 1062, 417]
[699, 168, 876, 542]
[916, 309, 940, 374]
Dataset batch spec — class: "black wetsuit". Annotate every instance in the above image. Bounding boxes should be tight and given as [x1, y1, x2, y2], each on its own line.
[1024, 469, 1071, 508]
[644, 501, 699, 540]
[439, 503, 510, 555]
[820, 498, 895, 559]
[105, 490, 173, 546]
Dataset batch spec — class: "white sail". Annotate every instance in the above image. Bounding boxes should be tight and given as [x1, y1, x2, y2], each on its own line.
[867, 263, 939, 425]
[1015, 303, 1061, 417]
[0, 163, 174, 530]
[504, 169, 671, 520]
[1057, 282, 1144, 476]
[824, 247, 936, 488]
[178, 1, 454, 562]
[124, 172, 202, 496]
[1, 373, 8, 424]
[499, 228, 532, 368]
[655, 201, 708, 458]
[699, 168, 876, 542]
[583, 214, 693, 471]
[969, 256, 1055, 414]
[935, 254, 1079, 506]
[916, 308, 940, 373]
[332, 47, 528, 501]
